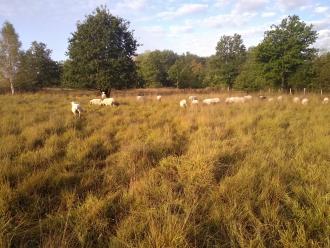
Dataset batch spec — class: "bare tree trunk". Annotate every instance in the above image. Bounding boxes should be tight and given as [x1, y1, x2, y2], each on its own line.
[10, 78, 15, 95]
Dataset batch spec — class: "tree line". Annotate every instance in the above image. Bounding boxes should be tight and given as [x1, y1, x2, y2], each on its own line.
[1, 6, 329, 95]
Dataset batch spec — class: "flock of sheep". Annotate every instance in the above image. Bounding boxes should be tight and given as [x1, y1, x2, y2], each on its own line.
[70, 91, 329, 117]
[179, 95, 328, 108]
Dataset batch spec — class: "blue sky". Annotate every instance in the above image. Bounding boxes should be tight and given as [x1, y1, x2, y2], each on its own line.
[0, 0, 329, 61]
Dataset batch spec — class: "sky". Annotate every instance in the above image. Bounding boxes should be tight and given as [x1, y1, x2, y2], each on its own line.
[0, 0, 329, 61]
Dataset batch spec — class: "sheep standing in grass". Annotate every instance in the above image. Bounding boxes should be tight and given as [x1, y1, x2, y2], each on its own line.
[156, 95, 162, 101]
[301, 98, 309, 105]
[191, 99, 199, 105]
[180, 99, 187, 108]
[89, 99, 102, 105]
[322, 97, 329, 104]
[293, 97, 300, 103]
[244, 95, 252, 100]
[268, 97, 274, 102]
[189, 96, 197, 101]
[136, 96, 143, 101]
[101, 92, 106, 100]
[225, 97, 245, 103]
[259, 95, 267, 100]
[277, 96, 283, 101]
[71, 102, 82, 117]
[203, 98, 220, 105]
[102, 98, 115, 106]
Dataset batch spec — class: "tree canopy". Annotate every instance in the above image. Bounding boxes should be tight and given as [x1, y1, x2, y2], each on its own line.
[16, 42, 60, 89]
[63, 6, 139, 94]
[256, 15, 318, 90]
[213, 34, 246, 89]
[0, 21, 21, 94]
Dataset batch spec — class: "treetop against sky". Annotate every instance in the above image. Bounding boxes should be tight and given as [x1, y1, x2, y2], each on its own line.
[0, 0, 329, 61]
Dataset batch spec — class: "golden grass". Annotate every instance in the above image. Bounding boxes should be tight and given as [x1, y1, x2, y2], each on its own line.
[0, 91, 329, 247]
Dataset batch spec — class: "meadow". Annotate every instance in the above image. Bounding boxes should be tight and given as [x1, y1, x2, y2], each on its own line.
[0, 90, 329, 247]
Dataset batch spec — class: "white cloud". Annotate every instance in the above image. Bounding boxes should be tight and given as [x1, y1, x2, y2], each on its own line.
[233, 0, 269, 14]
[277, 0, 311, 10]
[157, 3, 208, 19]
[214, 0, 231, 8]
[308, 18, 330, 31]
[201, 12, 256, 28]
[116, 0, 147, 11]
[314, 6, 329, 14]
[169, 25, 193, 35]
[262, 12, 276, 17]
[315, 29, 330, 51]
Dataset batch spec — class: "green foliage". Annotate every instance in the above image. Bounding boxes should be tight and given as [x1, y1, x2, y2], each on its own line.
[312, 52, 330, 91]
[63, 6, 139, 94]
[234, 47, 269, 91]
[0, 21, 21, 94]
[15, 42, 60, 89]
[136, 50, 178, 87]
[256, 15, 318, 89]
[0, 91, 329, 247]
[206, 34, 246, 88]
[168, 53, 206, 88]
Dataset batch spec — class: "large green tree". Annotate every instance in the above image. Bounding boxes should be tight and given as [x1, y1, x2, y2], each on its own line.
[312, 52, 330, 91]
[63, 6, 139, 95]
[207, 34, 246, 89]
[168, 53, 205, 88]
[256, 15, 318, 90]
[0, 21, 21, 94]
[136, 50, 178, 87]
[16, 42, 60, 89]
[234, 47, 269, 91]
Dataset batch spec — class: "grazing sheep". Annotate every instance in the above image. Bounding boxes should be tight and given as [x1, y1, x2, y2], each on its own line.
[102, 98, 115, 106]
[322, 97, 329, 104]
[268, 97, 274, 102]
[89, 99, 102, 105]
[71, 102, 82, 117]
[259, 95, 267, 100]
[277, 95, 283, 101]
[301, 98, 309, 105]
[225, 97, 245, 103]
[203, 98, 220, 105]
[189, 96, 198, 101]
[101, 92, 106, 100]
[244, 95, 252, 100]
[136, 95, 143, 101]
[293, 97, 300, 103]
[191, 99, 199, 105]
[156, 95, 162, 101]
[180, 99, 187, 108]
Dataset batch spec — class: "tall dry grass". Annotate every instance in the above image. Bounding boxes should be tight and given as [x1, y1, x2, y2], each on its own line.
[0, 91, 329, 247]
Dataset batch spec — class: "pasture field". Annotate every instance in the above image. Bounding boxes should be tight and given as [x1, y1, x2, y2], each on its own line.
[0, 91, 329, 247]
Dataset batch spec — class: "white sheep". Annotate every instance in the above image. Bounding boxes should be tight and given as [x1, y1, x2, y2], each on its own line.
[225, 97, 245, 103]
[101, 92, 106, 100]
[293, 97, 300, 103]
[203, 98, 220, 105]
[71, 102, 82, 117]
[259, 95, 267, 100]
[189, 96, 198, 101]
[89, 99, 102, 105]
[243, 95, 252, 100]
[277, 96, 283, 101]
[102, 98, 115, 106]
[180, 99, 187, 108]
[268, 97, 274, 102]
[136, 95, 144, 101]
[156, 95, 162, 101]
[191, 99, 199, 105]
[301, 98, 309, 105]
[322, 97, 329, 104]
